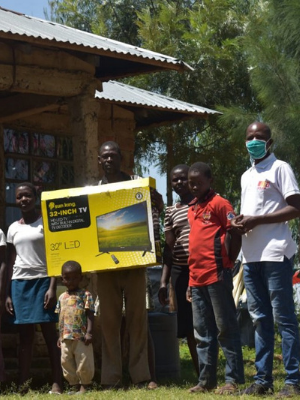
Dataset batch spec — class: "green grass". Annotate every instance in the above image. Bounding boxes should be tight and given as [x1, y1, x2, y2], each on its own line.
[0, 339, 286, 398]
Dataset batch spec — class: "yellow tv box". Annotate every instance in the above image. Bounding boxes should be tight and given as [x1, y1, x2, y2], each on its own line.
[41, 178, 162, 276]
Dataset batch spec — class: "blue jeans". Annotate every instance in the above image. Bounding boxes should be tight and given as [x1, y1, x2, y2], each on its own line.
[243, 257, 300, 388]
[191, 269, 245, 388]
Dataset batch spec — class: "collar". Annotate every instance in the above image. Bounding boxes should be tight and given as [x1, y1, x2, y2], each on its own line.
[189, 189, 215, 207]
[251, 153, 276, 171]
[19, 214, 41, 225]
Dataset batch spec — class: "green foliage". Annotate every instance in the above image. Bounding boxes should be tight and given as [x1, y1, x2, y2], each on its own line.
[48, 0, 256, 206]
[241, 0, 300, 179]
[132, 0, 256, 206]
[47, 0, 156, 44]
[47, 0, 104, 34]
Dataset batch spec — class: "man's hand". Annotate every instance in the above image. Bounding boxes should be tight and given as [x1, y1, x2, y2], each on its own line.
[84, 333, 93, 346]
[186, 286, 192, 303]
[44, 288, 56, 309]
[158, 285, 169, 305]
[230, 215, 245, 230]
[5, 296, 14, 315]
[237, 215, 258, 232]
[150, 189, 164, 213]
[231, 214, 258, 234]
[0, 298, 4, 315]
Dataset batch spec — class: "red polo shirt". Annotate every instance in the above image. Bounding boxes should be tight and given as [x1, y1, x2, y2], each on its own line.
[188, 191, 235, 287]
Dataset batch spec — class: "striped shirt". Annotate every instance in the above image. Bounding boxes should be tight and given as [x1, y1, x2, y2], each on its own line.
[164, 204, 190, 265]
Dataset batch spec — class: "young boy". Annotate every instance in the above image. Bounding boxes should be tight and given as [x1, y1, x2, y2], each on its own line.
[56, 260, 95, 394]
[187, 162, 244, 395]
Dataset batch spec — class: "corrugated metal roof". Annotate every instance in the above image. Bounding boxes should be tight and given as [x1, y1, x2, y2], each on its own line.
[0, 7, 191, 71]
[96, 81, 220, 116]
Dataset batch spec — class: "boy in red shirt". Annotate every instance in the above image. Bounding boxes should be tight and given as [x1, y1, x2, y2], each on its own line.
[187, 162, 244, 395]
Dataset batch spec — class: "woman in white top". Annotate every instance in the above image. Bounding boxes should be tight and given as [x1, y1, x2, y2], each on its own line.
[6, 182, 62, 394]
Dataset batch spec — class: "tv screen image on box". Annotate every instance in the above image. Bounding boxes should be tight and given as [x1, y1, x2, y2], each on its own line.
[96, 201, 152, 258]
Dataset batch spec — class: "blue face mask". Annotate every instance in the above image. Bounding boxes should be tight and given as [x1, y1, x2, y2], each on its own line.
[246, 139, 270, 161]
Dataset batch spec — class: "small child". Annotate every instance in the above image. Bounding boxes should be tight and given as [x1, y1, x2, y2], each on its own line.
[56, 260, 94, 394]
[187, 162, 244, 395]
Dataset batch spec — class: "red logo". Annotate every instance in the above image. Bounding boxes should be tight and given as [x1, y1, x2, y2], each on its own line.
[202, 211, 211, 224]
[257, 180, 270, 190]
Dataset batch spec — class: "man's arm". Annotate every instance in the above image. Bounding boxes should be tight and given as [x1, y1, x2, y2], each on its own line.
[84, 309, 94, 346]
[225, 229, 242, 262]
[44, 277, 57, 309]
[5, 243, 16, 315]
[158, 230, 176, 305]
[231, 194, 300, 234]
[150, 188, 164, 213]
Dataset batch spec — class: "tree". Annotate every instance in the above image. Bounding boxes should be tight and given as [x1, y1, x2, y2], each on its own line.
[133, 0, 258, 206]
[47, 0, 156, 44]
[218, 0, 300, 253]
[243, 0, 300, 178]
[48, 0, 260, 207]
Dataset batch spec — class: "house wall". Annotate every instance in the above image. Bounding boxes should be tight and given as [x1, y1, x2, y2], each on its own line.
[0, 102, 136, 228]
[97, 104, 136, 176]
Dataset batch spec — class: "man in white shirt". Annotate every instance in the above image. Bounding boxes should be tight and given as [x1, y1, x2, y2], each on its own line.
[231, 122, 300, 398]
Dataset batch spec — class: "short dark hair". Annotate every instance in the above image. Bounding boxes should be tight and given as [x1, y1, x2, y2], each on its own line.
[189, 162, 212, 179]
[170, 164, 190, 177]
[61, 260, 82, 274]
[99, 141, 122, 156]
[16, 182, 37, 197]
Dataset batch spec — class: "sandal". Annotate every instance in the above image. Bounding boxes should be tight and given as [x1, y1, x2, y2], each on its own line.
[215, 383, 238, 395]
[189, 385, 215, 393]
[148, 381, 158, 390]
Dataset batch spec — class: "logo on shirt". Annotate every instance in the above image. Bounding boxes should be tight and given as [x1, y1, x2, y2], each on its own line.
[202, 211, 211, 224]
[257, 180, 270, 190]
[227, 211, 235, 220]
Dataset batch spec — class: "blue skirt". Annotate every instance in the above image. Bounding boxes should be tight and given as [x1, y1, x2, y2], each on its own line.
[11, 277, 58, 324]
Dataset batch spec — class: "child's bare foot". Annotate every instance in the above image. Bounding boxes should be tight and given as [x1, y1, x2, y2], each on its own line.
[79, 384, 89, 393]
[50, 382, 63, 394]
[148, 381, 158, 390]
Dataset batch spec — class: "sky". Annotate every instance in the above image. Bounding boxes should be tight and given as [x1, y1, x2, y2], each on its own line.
[0, 0, 49, 18]
[0, 0, 168, 200]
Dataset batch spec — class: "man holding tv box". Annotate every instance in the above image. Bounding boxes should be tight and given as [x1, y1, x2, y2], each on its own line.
[97, 141, 163, 389]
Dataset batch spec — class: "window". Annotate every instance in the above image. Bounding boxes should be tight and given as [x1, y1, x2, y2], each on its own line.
[4, 129, 74, 228]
